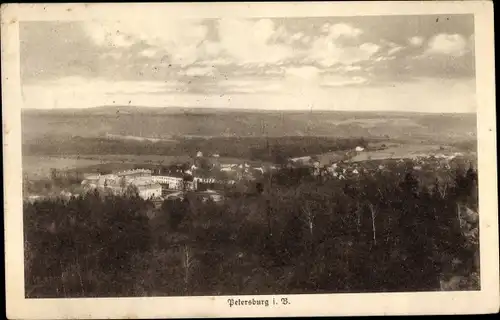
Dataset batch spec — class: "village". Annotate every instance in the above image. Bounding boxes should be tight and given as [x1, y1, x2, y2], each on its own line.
[25, 145, 472, 206]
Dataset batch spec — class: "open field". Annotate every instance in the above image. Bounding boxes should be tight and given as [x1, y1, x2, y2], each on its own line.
[22, 156, 106, 179]
[64, 154, 191, 165]
[305, 140, 477, 166]
[22, 154, 270, 180]
[104, 133, 177, 143]
[351, 143, 473, 162]
[22, 155, 189, 179]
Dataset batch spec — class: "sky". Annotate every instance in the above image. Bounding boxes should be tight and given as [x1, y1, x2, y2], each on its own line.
[20, 14, 476, 112]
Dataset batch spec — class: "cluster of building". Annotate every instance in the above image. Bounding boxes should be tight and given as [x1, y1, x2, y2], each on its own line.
[189, 151, 270, 182]
[76, 150, 276, 202]
[81, 168, 204, 200]
[81, 169, 165, 200]
[80, 161, 238, 202]
[287, 149, 469, 181]
[34, 147, 469, 204]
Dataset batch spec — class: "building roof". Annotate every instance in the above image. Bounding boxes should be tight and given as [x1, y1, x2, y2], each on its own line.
[164, 171, 185, 178]
[84, 173, 100, 180]
[290, 156, 312, 162]
[131, 176, 155, 186]
[136, 183, 162, 191]
[117, 169, 152, 176]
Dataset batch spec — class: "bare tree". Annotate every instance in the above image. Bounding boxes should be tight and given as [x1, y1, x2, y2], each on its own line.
[119, 177, 127, 193]
[456, 203, 467, 228]
[356, 203, 362, 233]
[301, 201, 315, 240]
[438, 184, 448, 199]
[368, 203, 377, 246]
[125, 184, 139, 198]
[59, 260, 68, 297]
[182, 244, 194, 294]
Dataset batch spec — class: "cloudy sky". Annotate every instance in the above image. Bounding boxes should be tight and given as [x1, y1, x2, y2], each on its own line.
[20, 14, 475, 112]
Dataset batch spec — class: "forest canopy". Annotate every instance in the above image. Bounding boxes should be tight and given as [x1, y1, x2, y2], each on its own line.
[24, 164, 479, 297]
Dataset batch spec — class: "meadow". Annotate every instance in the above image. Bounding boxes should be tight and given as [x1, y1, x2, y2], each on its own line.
[350, 143, 474, 162]
[22, 156, 106, 179]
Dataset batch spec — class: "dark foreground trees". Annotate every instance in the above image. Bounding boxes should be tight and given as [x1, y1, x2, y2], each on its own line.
[24, 164, 479, 297]
[24, 192, 152, 297]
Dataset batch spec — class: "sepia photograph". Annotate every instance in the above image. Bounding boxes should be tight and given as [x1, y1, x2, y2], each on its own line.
[3, 2, 498, 318]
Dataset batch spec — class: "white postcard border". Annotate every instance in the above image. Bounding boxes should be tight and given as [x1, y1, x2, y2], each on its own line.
[2, 2, 498, 318]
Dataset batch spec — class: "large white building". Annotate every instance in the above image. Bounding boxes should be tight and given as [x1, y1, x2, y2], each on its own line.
[151, 176, 197, 190]
[117, 169, 152, 182]
[151, 175, 183, 188]
[81, 169, 164, 199]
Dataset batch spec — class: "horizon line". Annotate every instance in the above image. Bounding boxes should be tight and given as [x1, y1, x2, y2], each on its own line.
[21, 105, 477, 115]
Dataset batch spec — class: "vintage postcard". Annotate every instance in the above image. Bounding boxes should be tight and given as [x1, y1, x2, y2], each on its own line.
[2, 1, 498, 318]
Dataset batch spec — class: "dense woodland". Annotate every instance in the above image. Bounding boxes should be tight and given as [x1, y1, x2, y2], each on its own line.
[24, 160, 479, 297]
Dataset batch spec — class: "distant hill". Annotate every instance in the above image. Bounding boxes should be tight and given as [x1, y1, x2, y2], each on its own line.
[22, 106, 477, 144]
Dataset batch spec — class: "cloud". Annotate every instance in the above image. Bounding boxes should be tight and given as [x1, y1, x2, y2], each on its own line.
[261, 68, 285, 76]
[321, 23, 363, 38]
[139, 49, 158, 58]
[210, 65, 368, 97]
[216, 19, 294, 65]
[321, 75, 368, 87]
[380, 40, 404, 56]
[302, 36, 311, 44]
[281, 66, 368, 99]
[198, 58, 233, 66]
[285, 66, 320, 80]
[101, 52, 123, 60]
[81, 19, 398, 79]
[388, 46, 404, 55]
[424, 33, 468, 57]
[360, 43, 381, 55]
[308, 38, 380, 67]
[181, 66, 215, 77]
[217, 78, 283, 93]
[22, 76, 188, 109]
[201, 41, 222, 57]
[83, 19, 208, 66]
[303, 22, 381, 67]
[408, 36, 424, 47]
[290, 32, 304, 41]
[374, 56, 396, 62]
[216, 66, 321, 95]
[84, 22, 135, 48]
[43, 76, 182, 94]
[341, 65, 363, 72]
[20, 17, 476, 113]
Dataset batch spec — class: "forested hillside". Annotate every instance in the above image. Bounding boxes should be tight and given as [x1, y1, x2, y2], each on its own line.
[22, 107, 477, 143]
